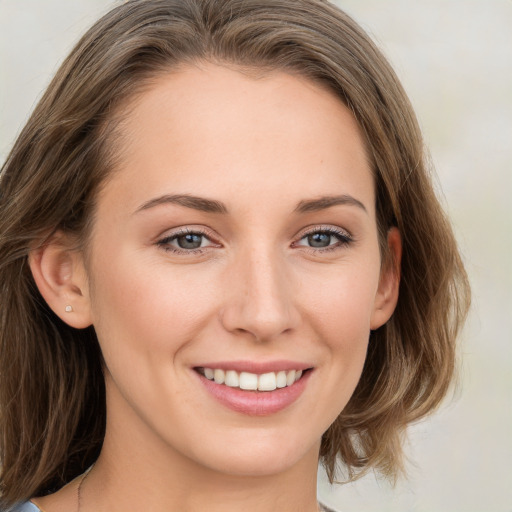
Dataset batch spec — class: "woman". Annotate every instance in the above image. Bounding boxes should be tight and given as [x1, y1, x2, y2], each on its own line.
[0, 1, 470, 511]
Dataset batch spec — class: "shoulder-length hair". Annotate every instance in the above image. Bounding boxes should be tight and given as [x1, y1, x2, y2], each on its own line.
[0, 0, 470, 504]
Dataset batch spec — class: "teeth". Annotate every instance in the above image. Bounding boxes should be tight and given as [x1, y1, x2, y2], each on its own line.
[213, 369, 225, 384]
[201, 368, 305, 391]
[225, 370, 239, 387]
[276, 371, 287, 388]
[258, 372, 277, 391]
[239, 372, 258, 390]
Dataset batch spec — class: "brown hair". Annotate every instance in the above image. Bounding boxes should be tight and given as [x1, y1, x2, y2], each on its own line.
[0, 0, 470, 504]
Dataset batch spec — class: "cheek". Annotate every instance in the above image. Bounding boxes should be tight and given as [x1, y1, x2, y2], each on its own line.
[86, 250, 219, 431]
[301, 256, 381, 340]
[299, 260, 380, 410]
[87, 246, 217, 371]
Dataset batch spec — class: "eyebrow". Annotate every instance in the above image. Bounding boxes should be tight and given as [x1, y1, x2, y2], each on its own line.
[135, 193, 367, 216]
[294, 194, 368, 214]
[135, 194, 228, 214]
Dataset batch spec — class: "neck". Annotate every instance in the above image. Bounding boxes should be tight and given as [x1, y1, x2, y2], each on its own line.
[80, 386, 322, 512]
[85, 437, 321, 512]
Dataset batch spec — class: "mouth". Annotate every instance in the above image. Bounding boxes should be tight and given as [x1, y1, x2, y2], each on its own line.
[195, 367, 309, 392]
[193, 364, 313, 416]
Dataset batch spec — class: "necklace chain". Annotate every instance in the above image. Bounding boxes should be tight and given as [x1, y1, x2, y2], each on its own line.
[76, 466, 92, 512]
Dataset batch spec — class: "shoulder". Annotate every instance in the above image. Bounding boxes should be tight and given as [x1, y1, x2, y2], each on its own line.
[318, 503, 338, 512]
[2, 502, 41, 512]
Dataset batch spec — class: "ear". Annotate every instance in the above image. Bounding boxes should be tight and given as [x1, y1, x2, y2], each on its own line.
[370, 227, 402, 330]
[28, 232, 93, 329]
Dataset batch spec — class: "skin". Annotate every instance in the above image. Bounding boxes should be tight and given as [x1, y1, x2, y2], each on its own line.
[30, 63, 400, 512]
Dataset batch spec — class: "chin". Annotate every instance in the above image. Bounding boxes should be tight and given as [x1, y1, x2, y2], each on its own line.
[184, 427, 321, 478]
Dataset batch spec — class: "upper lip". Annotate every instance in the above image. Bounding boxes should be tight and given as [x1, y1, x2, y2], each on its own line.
[193, 360, 313, 373]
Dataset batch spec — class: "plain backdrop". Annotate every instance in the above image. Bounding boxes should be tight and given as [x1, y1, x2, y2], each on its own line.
[1, 1, 511, 511]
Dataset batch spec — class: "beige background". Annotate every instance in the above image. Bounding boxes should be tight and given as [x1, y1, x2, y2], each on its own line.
[1, 1, 511, 511]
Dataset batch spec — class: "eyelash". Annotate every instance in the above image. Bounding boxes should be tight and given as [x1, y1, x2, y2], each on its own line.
[157, 227, 215, 255]
[156, 226, 353, 255]
[294, 226, 353, 253]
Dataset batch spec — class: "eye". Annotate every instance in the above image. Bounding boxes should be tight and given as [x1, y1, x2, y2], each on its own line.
[304, 232, 334, 248]
[295, 227, 352, 251]
[174, 232, 207, 249]
[157, 228, 216, 253]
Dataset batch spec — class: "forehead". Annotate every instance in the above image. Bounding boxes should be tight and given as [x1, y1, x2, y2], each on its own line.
[100, 62, 375, 218]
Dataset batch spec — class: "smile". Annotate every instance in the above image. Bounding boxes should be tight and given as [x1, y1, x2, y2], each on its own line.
[198, 367, 304, 391]
[194, 364, 313, 415]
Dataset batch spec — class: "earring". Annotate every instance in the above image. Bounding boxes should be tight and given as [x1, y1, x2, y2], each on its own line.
[65, 305, 73, 313]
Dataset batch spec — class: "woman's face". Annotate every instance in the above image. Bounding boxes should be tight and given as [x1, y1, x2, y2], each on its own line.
[81, 63, 399, 477]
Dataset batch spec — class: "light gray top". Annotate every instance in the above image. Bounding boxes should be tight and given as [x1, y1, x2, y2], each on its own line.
[9, 503, 40, 512]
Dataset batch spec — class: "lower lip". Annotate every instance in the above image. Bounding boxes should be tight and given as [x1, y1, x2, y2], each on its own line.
[195, 370, 312, 416]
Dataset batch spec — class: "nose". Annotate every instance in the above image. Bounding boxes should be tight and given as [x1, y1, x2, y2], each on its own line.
[219, 247, 300, 342]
